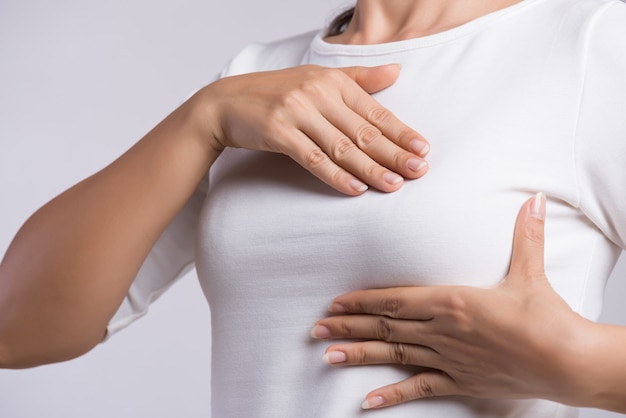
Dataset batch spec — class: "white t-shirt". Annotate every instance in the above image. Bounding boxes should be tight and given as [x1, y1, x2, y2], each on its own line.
[107, 0, 626, 416]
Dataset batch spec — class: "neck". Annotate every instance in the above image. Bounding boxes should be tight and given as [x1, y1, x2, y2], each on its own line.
[327, 0, 523, 44]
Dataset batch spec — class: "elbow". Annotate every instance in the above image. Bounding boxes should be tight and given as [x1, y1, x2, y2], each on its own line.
[0, 339, 42, 369]
[0, 340, 17, 369]
[0, 332, 103, 369]
[0, 347, 7, 369]
[0, 323, 17, 368]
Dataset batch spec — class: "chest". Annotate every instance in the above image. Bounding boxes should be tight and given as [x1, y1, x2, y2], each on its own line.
[198, 31, 586, 296]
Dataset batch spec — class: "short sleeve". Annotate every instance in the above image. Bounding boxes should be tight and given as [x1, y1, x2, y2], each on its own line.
[104, 175, 209, 339]
[575, 0, 626, 249]
[103, 30, 317, 339]
[219, 30, 317, 76]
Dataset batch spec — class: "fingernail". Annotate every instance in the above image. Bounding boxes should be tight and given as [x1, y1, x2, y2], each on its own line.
[410, 139, 429, 156]
[349, 179, 368, 193]
[361, 396, 385, 410]
[383, 172, 403, 185]
[310, 325, 331, 339]
[328, 302, 347, 313]
[322, 351, 347, 364]
[407, 158, 427, 172]
[531, 192, 546, 220]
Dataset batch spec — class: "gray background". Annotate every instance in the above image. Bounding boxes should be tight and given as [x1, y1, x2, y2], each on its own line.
[0, 1, 624, 417]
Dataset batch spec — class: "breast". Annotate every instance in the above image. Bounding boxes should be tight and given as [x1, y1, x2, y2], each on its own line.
[193, 147, 605, 418]
[196, 147, 527, 304]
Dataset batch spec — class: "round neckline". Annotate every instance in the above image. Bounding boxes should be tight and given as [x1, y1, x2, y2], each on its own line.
[312, 0, 542, 56]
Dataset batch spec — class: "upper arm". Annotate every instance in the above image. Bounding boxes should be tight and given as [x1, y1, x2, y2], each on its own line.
[104, 174, 208, 339]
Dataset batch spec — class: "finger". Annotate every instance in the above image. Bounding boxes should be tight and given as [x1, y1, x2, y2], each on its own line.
[327, 286, 446, 319]
[507, 192, 546, 280]
[311, 314, 433, 345]
[338, 66, 430, 158]
[320, 103, 428, 179]
[361, 371, 458, 409]
[299, 111, 425, 193]
[340, 64, 401, 94]
[280, 127, 370, 196]
[340, 85, 430, 158]
[322, 341, 442, 369]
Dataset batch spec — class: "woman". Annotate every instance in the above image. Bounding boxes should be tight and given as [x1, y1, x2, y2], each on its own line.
[308, 1, 626, 416]
[1, 0, 626, 417]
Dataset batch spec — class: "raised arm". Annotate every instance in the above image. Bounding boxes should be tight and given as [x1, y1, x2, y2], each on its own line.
[0, 91, 217, 368]
[0, 64, 429, 369]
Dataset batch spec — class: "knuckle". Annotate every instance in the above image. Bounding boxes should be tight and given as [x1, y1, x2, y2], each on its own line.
[265, 97, 302, 129]
[396, 127, 418, 143]
[301, 68, 344, 93]
[414, 377, 436, 398]
[304, 148, 329, 171]
[523, 225, 544, 245]
[390, 149, 407, 169]
[361, 162, 381, 181]
[440, 288, 469, 319]
[390, 386, 409, 404]
[354, 124, 382, 149]
[445, 287, 468, 313]
[349, 298, 365, 313]
[330, 137, 357, 161]
[321, 67, 347, 85]
[375, 317, 393, 341]
[327, 166, 345, 186]
[379, 296, 402, 317]
[338, 322, 355, 338]
[390, 343, 410, 365]
[264, 103, 289, 129]
[299, 77, 327, 98]
[279, 88, 307, 113]
[367, 106, 393, 128]
[352, 345, 368, 363]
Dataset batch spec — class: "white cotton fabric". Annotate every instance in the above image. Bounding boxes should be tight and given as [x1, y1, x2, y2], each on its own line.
[107, 0, 626, 416]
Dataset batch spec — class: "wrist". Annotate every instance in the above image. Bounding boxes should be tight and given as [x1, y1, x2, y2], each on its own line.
[571, 322, 626, 413]
[185, 82, 227, 158]
[549, 317, 598, 405]
[548, 319, 626, 413]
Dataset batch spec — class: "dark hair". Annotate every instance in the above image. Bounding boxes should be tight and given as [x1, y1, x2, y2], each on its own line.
[327, 7, 355, 37]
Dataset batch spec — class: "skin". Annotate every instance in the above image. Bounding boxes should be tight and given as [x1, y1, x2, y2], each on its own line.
[312, 0, 626, 414]
[0, 64, 428, 368]
[3, 0, 625, 415]
[326, 0, 525, 45]
[312, 195, 626, 413]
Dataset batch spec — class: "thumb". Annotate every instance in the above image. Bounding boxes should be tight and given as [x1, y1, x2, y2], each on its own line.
[341, 64, 401, 94]
[507, 192, 546, 280]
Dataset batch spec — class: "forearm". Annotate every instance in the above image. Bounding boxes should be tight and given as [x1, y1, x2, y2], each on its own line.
[0, 93, 220, 368]
[566, 322, 626, 413]
[0, 63, 428, 369]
